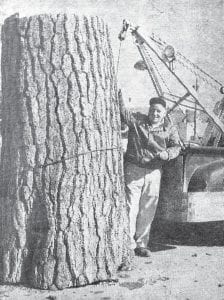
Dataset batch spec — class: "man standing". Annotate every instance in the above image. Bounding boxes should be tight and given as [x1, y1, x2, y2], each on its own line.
[119, 90, 181, 257]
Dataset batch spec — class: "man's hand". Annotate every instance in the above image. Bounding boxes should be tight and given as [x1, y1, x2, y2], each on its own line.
[159, 150, 169, 160]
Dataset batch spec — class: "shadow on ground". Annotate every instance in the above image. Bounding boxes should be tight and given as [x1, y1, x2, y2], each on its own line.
[149, 219, 224, 250]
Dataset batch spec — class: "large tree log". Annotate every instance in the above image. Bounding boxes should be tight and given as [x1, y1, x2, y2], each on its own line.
[0, 13, 130, 289]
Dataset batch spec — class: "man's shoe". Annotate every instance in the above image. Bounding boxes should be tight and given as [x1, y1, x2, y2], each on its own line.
[134, 247, 151, 257]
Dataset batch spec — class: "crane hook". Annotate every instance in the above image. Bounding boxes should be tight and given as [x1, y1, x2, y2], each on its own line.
[118, 20, 130, 41]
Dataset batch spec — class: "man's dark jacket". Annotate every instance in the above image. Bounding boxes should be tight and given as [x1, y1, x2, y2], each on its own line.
[120, 96, 181, 169]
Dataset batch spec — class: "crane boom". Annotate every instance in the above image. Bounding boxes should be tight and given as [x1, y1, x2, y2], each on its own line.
[118, 20, 224, 138]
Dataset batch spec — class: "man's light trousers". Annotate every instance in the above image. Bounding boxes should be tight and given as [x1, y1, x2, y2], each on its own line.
[124, 162, 162, 249]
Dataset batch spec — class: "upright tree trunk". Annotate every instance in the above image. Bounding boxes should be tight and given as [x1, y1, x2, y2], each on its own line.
[0, 13, 129, 290]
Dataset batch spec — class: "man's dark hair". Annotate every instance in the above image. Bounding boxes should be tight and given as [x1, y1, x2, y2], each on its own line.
[149, 97, 166, 108]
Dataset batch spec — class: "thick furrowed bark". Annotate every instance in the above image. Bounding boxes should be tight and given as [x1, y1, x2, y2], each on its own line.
[0, 13, 130, 289]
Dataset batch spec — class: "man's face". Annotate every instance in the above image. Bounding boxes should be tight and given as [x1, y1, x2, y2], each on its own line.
[148, 103, 166, 125]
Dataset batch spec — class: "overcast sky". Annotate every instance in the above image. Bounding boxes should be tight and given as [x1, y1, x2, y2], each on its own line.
[0, 0, 224, 108]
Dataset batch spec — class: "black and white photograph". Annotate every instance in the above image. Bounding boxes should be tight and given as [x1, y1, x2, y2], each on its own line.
[0, 0, 224, 299]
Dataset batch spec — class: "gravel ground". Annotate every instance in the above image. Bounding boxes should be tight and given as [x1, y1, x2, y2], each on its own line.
[1, 221, 224, 300]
